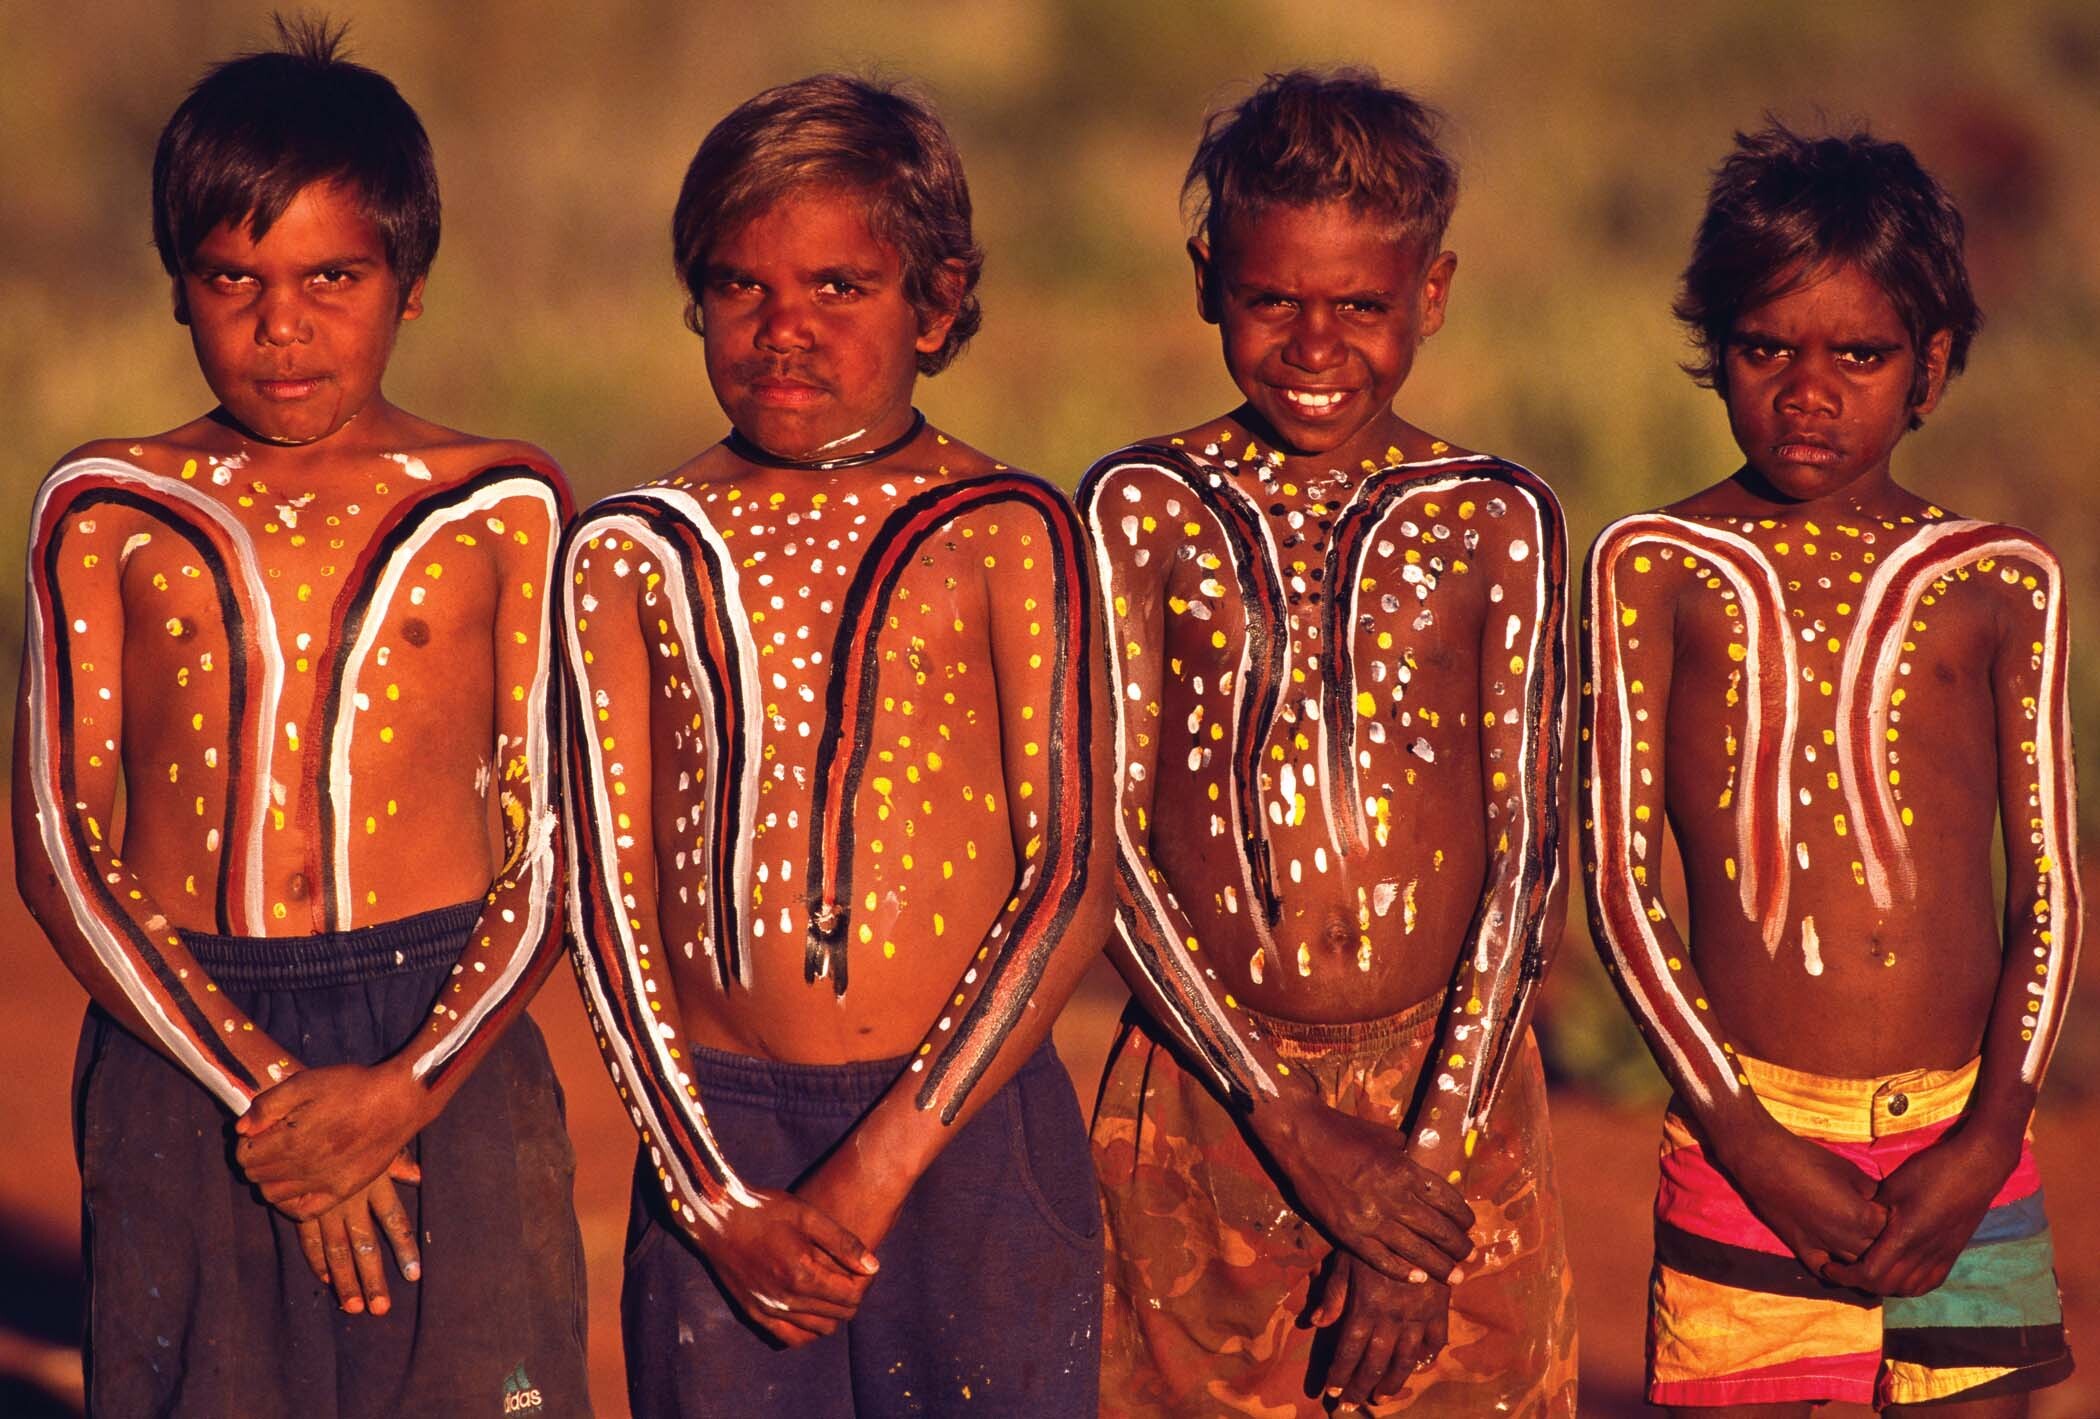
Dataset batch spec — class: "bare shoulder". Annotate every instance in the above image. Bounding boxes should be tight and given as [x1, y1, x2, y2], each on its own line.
[47, 418, 230, 482]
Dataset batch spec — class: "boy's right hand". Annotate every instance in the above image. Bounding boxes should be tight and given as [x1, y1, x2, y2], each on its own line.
[1247, 1096, 1475, 1283]
[1713, 1118, 1887, 1277]
[693, 1188, 880, 1347]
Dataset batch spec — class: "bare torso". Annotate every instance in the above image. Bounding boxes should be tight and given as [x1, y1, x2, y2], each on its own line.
[564, 434, 1091, 1065]
[1094, 417, 1563, 1024]
[1589, 483, 2065, 1076]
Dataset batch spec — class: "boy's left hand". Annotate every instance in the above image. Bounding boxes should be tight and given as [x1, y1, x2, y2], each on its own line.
[235, 1062, 435, 1217]
[1824, 1125, 2020, 1297]
[1307, 1249, 1449, 1408]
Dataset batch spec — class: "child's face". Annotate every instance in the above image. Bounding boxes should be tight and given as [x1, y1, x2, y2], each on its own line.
[1722, 261, 1950, 502]
[1193, 201, 1453, 465]
[699, 188, 952, 460]
[177, 180, 422, 446]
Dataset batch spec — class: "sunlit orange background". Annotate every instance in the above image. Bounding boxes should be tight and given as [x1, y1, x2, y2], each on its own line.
[4, 3, 2096, 1414]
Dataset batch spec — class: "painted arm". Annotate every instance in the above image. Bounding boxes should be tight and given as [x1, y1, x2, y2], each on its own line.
[797, 481, 1115, 1248]
[1833, 537, 2083, 1297]
[560, 503, 761, 1234]
[1581, 518, 1885, 1275]
[1080, 452, 1475, 1283]
[1972, 538, 2079, 1124]
[14, 462, 296, 1113]
[1405, 473, 1567, 1188]
[1080, 455, 1290, 1105]
[1579, 520, 1750, 1122]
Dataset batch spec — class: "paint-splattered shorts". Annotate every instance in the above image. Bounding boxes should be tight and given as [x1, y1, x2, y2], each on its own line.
[73, 900, 592, 1419]
[621, 1038, 1102, 1417]
[1649, 1053, 2073, 1409]
[1092, 999, 1577, 1417]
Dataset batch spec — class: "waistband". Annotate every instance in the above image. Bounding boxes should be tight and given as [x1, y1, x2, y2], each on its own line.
[684, 1036, 1064, 1115]
[1241, 992, 1442, 1061]
[1738, 1052, 1981, 1142]
[181, 899, 483, 991]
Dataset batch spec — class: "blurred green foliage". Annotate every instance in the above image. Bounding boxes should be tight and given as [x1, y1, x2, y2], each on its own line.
[4, 0, 2095, 1097]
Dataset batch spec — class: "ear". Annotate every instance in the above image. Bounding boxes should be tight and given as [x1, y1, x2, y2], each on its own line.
[171, 277, 190, 327]
[397, 275, 426, 324]
[1910, 327, 1953, 417]
[912, 258, 967, 356]
[1187, 238, 1219, 324]
[1414, 249, 1458, 341]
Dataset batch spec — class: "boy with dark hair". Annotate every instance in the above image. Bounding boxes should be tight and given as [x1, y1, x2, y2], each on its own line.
[15, 20, 589, 1417]
[1582, 122, 2077, 1415]
[560, 72, 1114, 1417]
[1085, 68, 1577, 1416]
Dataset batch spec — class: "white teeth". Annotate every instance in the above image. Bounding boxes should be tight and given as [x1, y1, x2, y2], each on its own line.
[1281, 389, 1345, 410]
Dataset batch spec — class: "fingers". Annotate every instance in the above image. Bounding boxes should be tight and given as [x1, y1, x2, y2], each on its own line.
[1421, 1294, 1449, 1356]
[1324, 1309, 1373, 1404]
[234, 1086, 298, 1138]
[345, 1204, 390, 1316]
[798, 1204, 880, 1279]
[1370, 1322, 1427, 1404]
[386, 1151, 422, 1187]
[319, 1211, 366, 1314]
[1361, 1226, 1463, 1286]
[297, 1218, 330, 1286]
[1410, 1170, 1477, 1232]
[1308, 1252, 1349, 1329]
[1336, 1323, 1400, 1407]
[368, 1178, 422, 1284]
[1392, 1201, 1474, 1269]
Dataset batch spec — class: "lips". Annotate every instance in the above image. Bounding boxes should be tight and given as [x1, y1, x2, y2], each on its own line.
[1772, 432, 1841, 464]
[254, 374, 327, 401]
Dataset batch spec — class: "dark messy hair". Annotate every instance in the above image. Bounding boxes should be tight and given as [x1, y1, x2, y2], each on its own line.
[1676, 122, 1979, 423]
[152, 15, 440, 293]
[1185, 67, 1458, 286]
[671, 73, 983, 376]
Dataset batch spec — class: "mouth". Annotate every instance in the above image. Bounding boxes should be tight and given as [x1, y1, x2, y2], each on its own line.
[254, 375, 328, 401]
[1271, 386, 1358, 418]
[744, 375, 832, 410]
[1772, 433, 1841, 465]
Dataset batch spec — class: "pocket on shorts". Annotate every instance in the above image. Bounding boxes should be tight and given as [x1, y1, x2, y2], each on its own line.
[1005, 1062, 1105, 1251]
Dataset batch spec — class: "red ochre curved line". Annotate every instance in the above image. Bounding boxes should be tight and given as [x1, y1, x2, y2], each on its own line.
[1584, 526, 1738, 1107]
[32, 469, 275, 931]
[1836, 523, 2051, 909]
[915, 490, 1094, 1120]
[1321, 459, 1564, 863]
[808, 475, 1090, 992]
[1075, 446, 1290, 940]
[1597, 517, 1796, 949]
[556, 520, 750, 1215]
[27, 473, 271, 1100]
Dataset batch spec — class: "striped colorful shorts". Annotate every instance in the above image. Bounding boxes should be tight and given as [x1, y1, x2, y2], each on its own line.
[1648, 1053, 2072, 1409]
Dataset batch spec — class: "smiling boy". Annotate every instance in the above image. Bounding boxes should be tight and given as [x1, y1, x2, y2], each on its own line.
[15, 25, 588, 1418]
[559, 75, 1114, 1417]
[1084, 70, 1576, 1416]
[1581, 125, 2078, 1415]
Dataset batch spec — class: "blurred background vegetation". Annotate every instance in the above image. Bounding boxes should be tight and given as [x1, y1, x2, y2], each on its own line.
[6, 0, 2093, 1101]
[3, 5, 2096, 1412]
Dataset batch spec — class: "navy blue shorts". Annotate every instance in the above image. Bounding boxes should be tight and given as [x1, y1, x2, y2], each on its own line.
[622, 1038, 1103, 1418]
[73, 900, 591, 1419]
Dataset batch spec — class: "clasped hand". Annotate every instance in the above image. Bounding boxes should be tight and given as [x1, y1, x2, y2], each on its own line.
[1251, 1096, 1476, 1284]
[1729, 1122, 2013, 1299]
[235, 1063, 435, 1315]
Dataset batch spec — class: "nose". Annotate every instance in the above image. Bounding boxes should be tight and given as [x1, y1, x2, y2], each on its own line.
[754, 288, 814, 354]
[1281, 305, 1343, 373]
[1775, 354, 1839, 418]
[253, 286, 311, 347]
